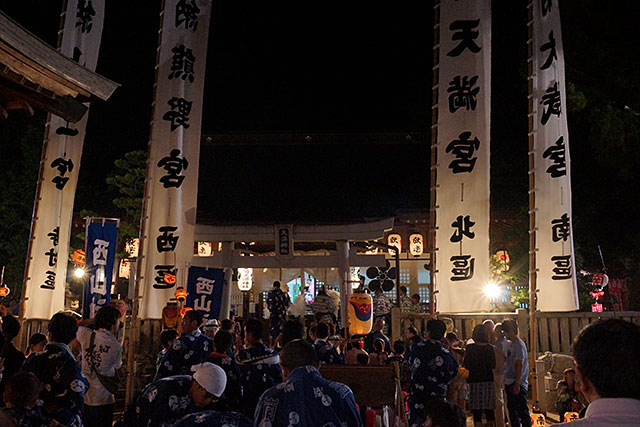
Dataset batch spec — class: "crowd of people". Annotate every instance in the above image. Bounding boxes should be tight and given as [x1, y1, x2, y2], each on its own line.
[0, 294, 638, 426]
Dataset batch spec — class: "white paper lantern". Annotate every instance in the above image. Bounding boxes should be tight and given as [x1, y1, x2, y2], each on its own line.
[197, 241, 213, 257]
[409, 233, 424, 256]
[238, 268, 253, 291]
[387, 233, 402, 255]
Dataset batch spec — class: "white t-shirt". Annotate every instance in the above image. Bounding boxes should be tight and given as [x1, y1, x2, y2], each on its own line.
[76, 326, 123, 406]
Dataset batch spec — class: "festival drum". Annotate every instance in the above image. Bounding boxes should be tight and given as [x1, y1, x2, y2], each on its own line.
[348, 292, 373, 335]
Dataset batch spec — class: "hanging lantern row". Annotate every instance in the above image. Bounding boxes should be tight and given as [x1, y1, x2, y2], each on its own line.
[385, 233, 425, 256]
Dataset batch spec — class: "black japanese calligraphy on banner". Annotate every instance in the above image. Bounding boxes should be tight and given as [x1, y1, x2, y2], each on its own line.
[76, 0, 96, 33]
[41, 226, 60, 289]
[447, 75, 479, 113]
[186, 267, 225, 319]
[169, 44, 196, 82]
[532, 0, 578, 310]
[157, 149, 189, 188]
[435, 0, 491, 311]
[50, 157, 74, 190]
[137, 0, 212, 319]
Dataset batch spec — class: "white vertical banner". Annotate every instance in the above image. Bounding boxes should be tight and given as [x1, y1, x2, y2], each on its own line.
[137, 0, 212, 319]
[24, 0, 105, 319]
[531, 0, 578, 311]
[434, 0, 491, 312]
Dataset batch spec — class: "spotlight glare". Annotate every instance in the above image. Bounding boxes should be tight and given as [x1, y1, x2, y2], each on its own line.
[484, 282, 501, 298]
[74, 268, 85, 278]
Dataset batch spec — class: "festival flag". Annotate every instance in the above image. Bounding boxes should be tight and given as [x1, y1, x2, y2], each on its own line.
[186, 267, 225, 320]
[23, 0, 105, 319]
[82, 220, 119, 318]
[530, 0, 579, 310]
[434, 0, 492, 312]
[136, 0, 212, 319]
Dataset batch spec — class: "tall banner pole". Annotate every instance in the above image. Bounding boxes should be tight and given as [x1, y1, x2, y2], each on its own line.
[429, 0, 441, 315]
[20, 0, 106, 334]
[527, 0, 539, 403]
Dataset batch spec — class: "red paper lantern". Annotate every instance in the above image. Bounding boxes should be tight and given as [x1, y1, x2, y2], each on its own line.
[162, 304, 179, 329]
[180, 306, 193, 317]
[0, 286, 10, 297]
[174, 286, 187, 302]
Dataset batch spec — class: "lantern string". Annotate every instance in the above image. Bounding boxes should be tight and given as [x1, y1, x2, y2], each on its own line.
[597, 245, 607, 274]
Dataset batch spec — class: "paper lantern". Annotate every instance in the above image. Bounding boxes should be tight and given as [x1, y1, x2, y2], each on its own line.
[387, 233, 401, 255]
[409, 233, 424, 256]
[175, 286, 187, 302]
[181, 306, 193, 317]
[0, 286, 10, 297]
[72, 249, 85, 266]
[592, 273, 609, 287]
[348, 292, 373, 335]
[197, 241, 212, 257]
[564, 412, 579, 422]
[162, 304, 179, 329]
[238, 268, 253, 291]
[531, 413, 545, 427]
[125, 238, 139, 258]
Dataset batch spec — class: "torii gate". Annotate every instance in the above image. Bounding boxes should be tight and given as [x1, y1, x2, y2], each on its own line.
[192, 217, 394, 328]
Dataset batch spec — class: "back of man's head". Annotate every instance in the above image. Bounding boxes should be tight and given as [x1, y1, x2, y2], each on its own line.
[160, 329, 178, 348]
[213, 330, 232, 353]
[245, 318, 263, 341]
[184, 310, 204, 326]
[427, 319, 447, 341]
[393, 340, 405, 355]
[423, 398, 466, 427]
[501, 319, 518, 336]
[94, 306, 121, 331]
[572, 319, 640, 400]
[4, 372, 42, 409]
[273, 281, 281, 289]
[220, 319, 233, 331]
[280, 339, 318, 371]
[1, 315, 21, 340]
[281, 320, 305, 346]
[48, 312, 78, 344]
[316, 322, 330, 339]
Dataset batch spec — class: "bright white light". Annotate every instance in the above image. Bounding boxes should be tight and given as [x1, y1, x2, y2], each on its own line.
[483, 282, 501, 298]
[73, 268, 85, 278]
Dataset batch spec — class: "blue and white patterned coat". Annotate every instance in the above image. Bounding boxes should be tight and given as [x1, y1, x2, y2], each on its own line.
[254, 365, 362, 427]
[407, 339, 458, 427]
[22, 342, 89, 427]
[123, 375, 195, 427]
[313, 339, 345, 365]
[156, 329, 212, 379]
[236, 343, 283, 418]
[171, 410, 253, 427]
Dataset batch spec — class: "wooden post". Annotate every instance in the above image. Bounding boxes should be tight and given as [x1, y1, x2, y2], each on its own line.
[526, 0, 539, 403]
[428, 0, 441, 316]
[337, 240, 350, 334]
[220, 242, 233, 322]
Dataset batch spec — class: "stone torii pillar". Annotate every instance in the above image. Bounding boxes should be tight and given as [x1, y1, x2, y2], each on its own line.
[337, 240, 351, 332]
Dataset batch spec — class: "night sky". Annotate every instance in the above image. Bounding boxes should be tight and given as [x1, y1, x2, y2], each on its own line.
[0, 1, 621, 229]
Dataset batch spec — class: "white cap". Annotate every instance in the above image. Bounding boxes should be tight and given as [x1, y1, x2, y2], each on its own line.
[191, 363, 227, 397]
[204, 318, 219, 330]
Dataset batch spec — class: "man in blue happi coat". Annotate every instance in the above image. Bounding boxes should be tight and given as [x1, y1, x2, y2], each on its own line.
[236, 318, 283, 418]
[171, 410, 253, 427]
[22, 312, 90, 427]
[254, 339, 362, 427]
[313, 321, 345, 365]
[156, 310, 213, 379]
[266, 281, 290, 342]
[206, 330, 242, 411]
[121, 363, 232, 426]
[407, 319, 459, 427]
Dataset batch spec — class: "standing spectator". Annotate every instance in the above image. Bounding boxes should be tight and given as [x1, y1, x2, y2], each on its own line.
[387, 340, 411, 392]
[76, 306, 122, 427]
[25, 333, 47, 359]
[372, 288, 392, 329]
[346, 340, 368, 365]
[266, 281, 290, 344]
[364, 318, 391, 353]
[156, 310, 212, 379]
[122, 363, 229, 427]
[557, 319, 640, 426]
[408, 319, 459, 427]
[0, 315, 25, 405]
[399, 286, 413, 312]
[501, 319, 530, 427]
[410, 293, 422, 313]
[254, 339, 362, 426]
[236, 318, 283, 418]
[493, 323, 509, 427]
[156, 329, 179, 371]
[312, 286, 338, 325]
[465, 324, 496, 426]
[483, 319, 496, 343]
[368, 338, 388, 365]
[202, 318, 219, 339]
[555, 368, 582, 421]
[206, 330, 242, 411]
[220, 318, 237, 354]
[0, 371, 45, 427]
[447, 347, 469, 411]
[22, 312, 89, 427]
[313, 321, 345, 365]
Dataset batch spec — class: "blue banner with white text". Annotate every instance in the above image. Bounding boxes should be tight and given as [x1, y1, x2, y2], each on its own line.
[83, 221, 118, 318]
[186, 267, 225, 320]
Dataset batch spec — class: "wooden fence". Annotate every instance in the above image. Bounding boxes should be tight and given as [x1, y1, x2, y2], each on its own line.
[391, 308, 640, 355]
